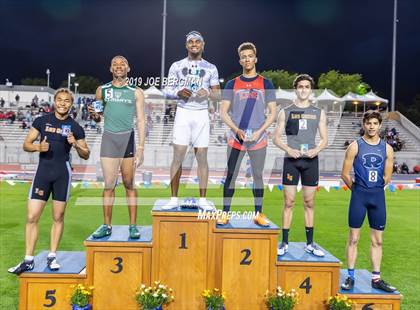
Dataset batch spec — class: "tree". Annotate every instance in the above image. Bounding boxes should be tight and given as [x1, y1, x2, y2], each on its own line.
[60, 75, 102, 93]
[260, 70, 298, 89]
[21, 78, 47, 86]
[398, 94, 420, 126]
[317, 70, 370, 96]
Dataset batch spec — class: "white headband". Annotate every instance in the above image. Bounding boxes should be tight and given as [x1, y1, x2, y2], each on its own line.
[186, 31, 204, 42]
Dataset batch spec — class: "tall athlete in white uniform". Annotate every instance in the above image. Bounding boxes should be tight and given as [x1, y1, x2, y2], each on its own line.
[163, 31, 220, 210]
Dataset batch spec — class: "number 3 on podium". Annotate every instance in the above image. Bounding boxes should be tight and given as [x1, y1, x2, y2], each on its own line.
[110, 256, 123, 273]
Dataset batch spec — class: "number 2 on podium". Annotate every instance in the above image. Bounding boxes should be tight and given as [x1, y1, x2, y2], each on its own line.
[240, 249, 252, 265]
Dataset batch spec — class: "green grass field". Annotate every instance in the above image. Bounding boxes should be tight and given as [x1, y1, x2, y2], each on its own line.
[0, 182, 419, 309]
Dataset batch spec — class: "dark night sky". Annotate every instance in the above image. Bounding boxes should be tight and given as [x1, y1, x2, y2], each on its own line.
[1, 0, 419, 103]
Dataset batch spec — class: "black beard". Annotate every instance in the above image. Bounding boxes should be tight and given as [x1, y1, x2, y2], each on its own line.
[188, 51, 202, 59]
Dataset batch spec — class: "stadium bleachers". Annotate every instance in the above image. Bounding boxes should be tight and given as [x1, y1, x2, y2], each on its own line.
[1, 110, 419, 152]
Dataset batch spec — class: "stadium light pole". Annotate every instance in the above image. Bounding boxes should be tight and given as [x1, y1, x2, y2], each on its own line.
[67, 72, 76, 90]
[74, 82, 79, 95]
[160, 0, 167, 89]
[391, 0, 398, 111]
[46, 69, 50, 88]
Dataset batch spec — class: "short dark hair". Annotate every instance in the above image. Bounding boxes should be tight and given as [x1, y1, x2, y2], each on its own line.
[293, 74, 315, 89]
[363, 110, 382, 124]
[54, 88, 74, 103]
[237, 42, 257, 56]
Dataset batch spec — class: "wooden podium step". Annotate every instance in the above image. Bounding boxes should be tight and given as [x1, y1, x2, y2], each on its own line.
[151, 200, 216, 310]
[84, 225, 152, 310]
[339, 269, 402, 310]
[215, 217, 279, 310]
[276, 242, 341, 310]
[19, 251, 86, 310]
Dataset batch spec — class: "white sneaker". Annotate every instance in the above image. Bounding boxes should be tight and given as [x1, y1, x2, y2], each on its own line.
[304, 243, 325, 257]
[277, 243, 288, 256]
[47, 256, 60, 271]
[198, 199, 216, 211]
[161, 198, 179, 210]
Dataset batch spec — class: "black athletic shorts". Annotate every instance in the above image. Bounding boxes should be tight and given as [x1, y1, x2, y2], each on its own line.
[29, 161, 72, 202]
[282, 156, 319, 186]
[349, 185, 386, 231]
[100, 130, 135, 158]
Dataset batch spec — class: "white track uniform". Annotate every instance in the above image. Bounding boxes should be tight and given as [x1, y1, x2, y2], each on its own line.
[165, 57, 219, 147]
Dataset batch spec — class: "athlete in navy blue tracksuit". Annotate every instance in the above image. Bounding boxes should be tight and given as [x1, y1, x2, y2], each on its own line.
[340, 110, 396, 293]
[8, 89, 90, 275]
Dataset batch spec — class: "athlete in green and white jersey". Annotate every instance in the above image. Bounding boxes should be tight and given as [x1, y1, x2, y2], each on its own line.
[88, 55, 145, 239]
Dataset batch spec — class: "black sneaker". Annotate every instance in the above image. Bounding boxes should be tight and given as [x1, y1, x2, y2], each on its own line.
[47, 256, 60, 271]
[8, 260, 34, 275]
[372, 279, 397, 292]
[341, 277, 355, 290]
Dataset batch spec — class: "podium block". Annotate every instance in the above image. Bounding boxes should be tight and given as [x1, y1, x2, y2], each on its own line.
[84, 225, 152, 310]
[215, 217, 279, 310]
[151, 200, 216, 310]
[19, 251, 86, 310]
[276, 242, 341, 310]
[339, 270, 401, 310]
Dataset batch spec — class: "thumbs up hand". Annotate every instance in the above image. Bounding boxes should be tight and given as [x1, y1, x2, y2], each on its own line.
[39, 136, 50, 152]
[67, 132, 76, 146]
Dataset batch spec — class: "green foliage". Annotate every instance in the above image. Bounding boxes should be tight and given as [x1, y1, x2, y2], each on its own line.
[0, 184, 418, 309]
[260, 70, 298, 89]
[265, 287, 299, 310]
[202, 288, 225, 310]
[326, 294, 354, 310]
[69, 284, 93, 307]
[21, 78, 47, 86]
[398, 94, 420, 126]
[60, 75, 102, 93]
[317, 70, 370, 96]
[135, 281, 174, 309]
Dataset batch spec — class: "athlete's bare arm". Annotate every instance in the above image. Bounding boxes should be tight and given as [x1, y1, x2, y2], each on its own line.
[273, 109, 301, 159]
[220, 98, 245, 141]
[252, 101, 277, 141]
[384, 143, 394, 185]
[67, 133, 90, 160]
[307, 109, 328, 158]
[135, 88, 146, 167]
[23, 128, 47, 153]
[341, 141, 358, 189]
[208, 84, 221, 101]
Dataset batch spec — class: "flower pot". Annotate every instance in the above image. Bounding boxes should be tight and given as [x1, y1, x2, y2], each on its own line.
[207, 306, 225, 310]
[72, 304, 92, 310]
[143, 306, 163, 310]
